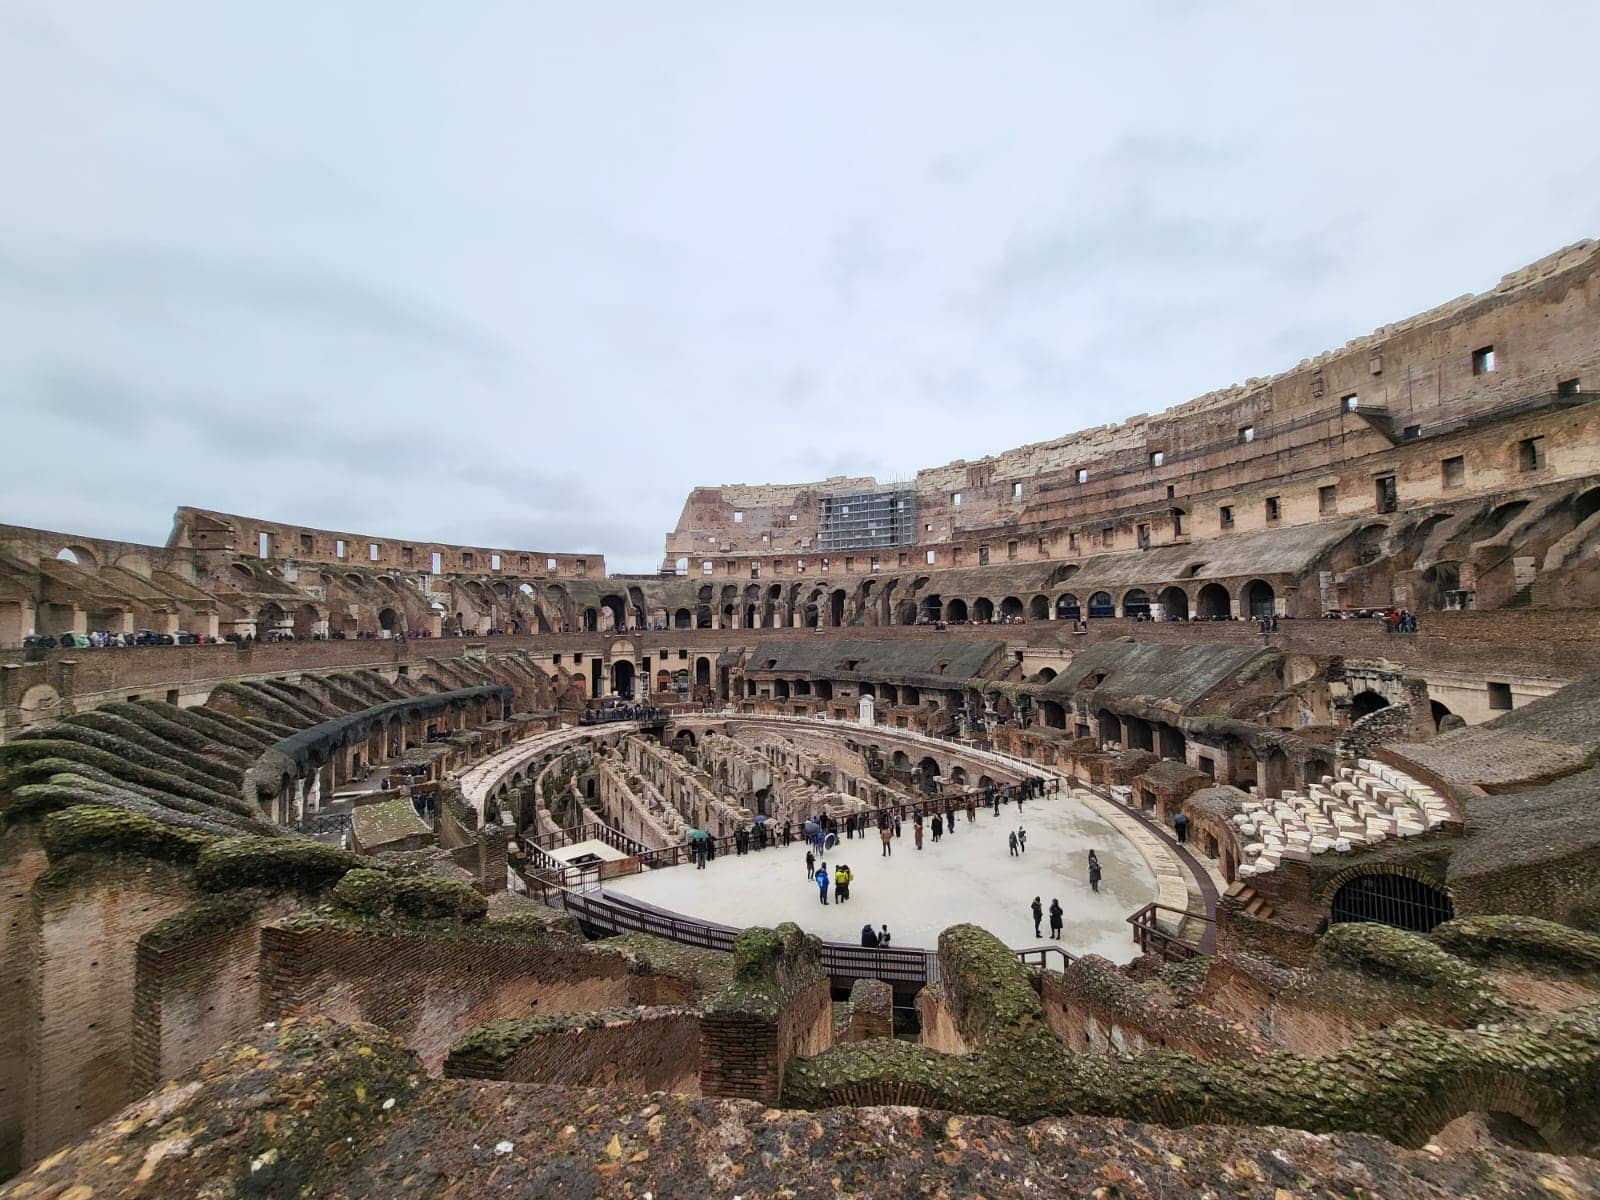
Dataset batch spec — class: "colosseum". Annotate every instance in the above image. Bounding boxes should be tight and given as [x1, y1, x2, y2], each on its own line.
[4, 240, 1600, 1196]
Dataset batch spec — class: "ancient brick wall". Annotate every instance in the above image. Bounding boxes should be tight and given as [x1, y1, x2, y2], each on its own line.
[260, 922, 647, 1071]
[446, 1008, 701, 1094]
[844, 978, 893, 1042]
[1036, 961, 1258, 1060]
[23, 858, 194, 1164]
[915, 985, 970, 1055]
[130, 895, 302, 1092]
[0, 825, 46, 1176]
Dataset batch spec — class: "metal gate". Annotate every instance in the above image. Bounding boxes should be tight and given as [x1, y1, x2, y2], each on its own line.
[1330, 872, 1454, 933]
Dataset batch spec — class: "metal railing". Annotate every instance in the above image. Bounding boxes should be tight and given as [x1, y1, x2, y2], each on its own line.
[1126, 902, 1215, 962]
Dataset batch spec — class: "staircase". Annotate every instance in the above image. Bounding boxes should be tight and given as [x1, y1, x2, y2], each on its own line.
[1224, 880, 1275, 921]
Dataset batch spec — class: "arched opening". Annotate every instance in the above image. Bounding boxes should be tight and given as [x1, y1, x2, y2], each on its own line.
[1330, 872, 1454, 933]
[920, 595, 944, 623]
[945, 597, 969, 623]
[815, 679, 834, 700]
[601, 595, 627, 631]
[674, 729, 697, 750]
[1096, 709, 1121, 746]
[378, 607, 399, 635]
[891, 749, 910, 770]
[696, 604, 712, 629]
[895, 601, 917, 625]
[293, 603, 321, 638]
[858, 682, 875, 697]
[918, 757, 940, 788]
[829, 589, 846, 626]
[1157, 586, 1189, 620]
[774, 679, 791, 699]
[1574, 486, 1600, 525]
[745, 604, 758, 628]
[973, 597, 994, 622]
[1039, 700, 1066, 729]
[900, 685, 920, 706]
[55, 547, 80, 566]
[1195, 582, 1232, 620]
[694, 657, 711, 687]
[1124, 716, 1154, 751]
[1028, 594, 1050, 621]
[674, 608, 692, 629]
[1430, 699, 1463, 732]
[656, 669, 672, 693]
[1033, 667, 1057, 682]
[1350, 690, 1390, 720]
[1432, 1111, 1553, 1155]
[1244, 579, 1276, 619]
[1121, 588, 1151, 619]
[1088, 591, 1116, 619]
[1486, 501, 1528, 534]
[611, 659, 635, 698]
[803, 604, 819, 628]
[949, 766, 968, 786]
[880, 684, 899, 705]
[1055, 593, 1080, 620]
[581, 607, 598, 632]
[998, 596, 1024, 621]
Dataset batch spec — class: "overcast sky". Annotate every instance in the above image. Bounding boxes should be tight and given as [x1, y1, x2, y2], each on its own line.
[3, 3, 1598, 572]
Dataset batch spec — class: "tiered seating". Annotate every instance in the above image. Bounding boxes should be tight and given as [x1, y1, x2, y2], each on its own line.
[1233, 759, 1453, 877]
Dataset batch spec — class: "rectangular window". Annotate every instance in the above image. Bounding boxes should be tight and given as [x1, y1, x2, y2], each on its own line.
[1067, 532, 1078, 551]
[1343, 393, 1359, 411]
[1402, 425, 1421, 440]
[299, 533, 314, 553]
[335, 539, 346, 558]
[1239, 425, 1255, 443]
[1375, 474, 1398, 513]
[1007, 539, 1018, 560]
[1199, 755, 1215, 779]
[1441, 456, 1465, 488]
[870, 556, 879, 572]
[553, 653, 561, 665]
[1100, 526, 1113, 545]
[1076, 468, 1088, 484]
[368, 543, 380, 561]
[1149, 450, 1165, 467]
[490, 553, 501, 570]
[978, 544, 990, 565]
[431, 552, 442, 574]
[708, 535, 717, 544]
[1557, 377, 1581, 397]
[1519, 437, 1545, 472]
[733, 511, 744, 523]
[789, 513, 798, 522]
[462, 552, 476, 569]
[950, 547, 963, 566]
[546, 557, 557, 571]
[1488, 681, 1513, 710]
[678, 649, 687, 660]
[519, 555, 530, 570]
[1219, 505, 1234, 530]
[951, 491, 962, 506]
[797, 559, 806, 572]
[1137, 523, 1151, 548]
[726, 560, 736, 575]
[1171, 509, 1185, 535]
[1265, 496, 1281, 522]
[761, 533, 769, 543]
[257, 532, 271, 558]
[401, 546, 415, 566]
[897, 552, 908, 567]
[751, 563, 761, 578]
[925, 549, 936, 565]
[575, 559, 586, 576]
[1319, 484, 1338, 515]
[702, 560, 713, 574]
[1472, 345, 1496, 375]
[1013, 481, 1023, 499]
[1037, 536, 1048, 554]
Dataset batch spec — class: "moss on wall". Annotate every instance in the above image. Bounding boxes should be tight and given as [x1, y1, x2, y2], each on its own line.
[41, 804, 215, 866]
[195, 836, 365, 894]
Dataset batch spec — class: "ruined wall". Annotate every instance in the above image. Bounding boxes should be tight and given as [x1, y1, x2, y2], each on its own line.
[0, 826, 46, 1176]
[444, 1007, 701, 1094]
[23, 858, 194, 1164]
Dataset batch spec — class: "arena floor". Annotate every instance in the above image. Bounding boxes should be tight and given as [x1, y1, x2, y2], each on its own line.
[603, 791, 1159, 961]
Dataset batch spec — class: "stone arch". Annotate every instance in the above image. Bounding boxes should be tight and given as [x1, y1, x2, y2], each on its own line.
[1121, 588, 1151, 619]
[891, 749, 910, 770]
[1039, 699, 1066, 728]
[674, 607, 692, 629]
[919, 594, 944, 623]
[694, 656, 711, 687]
[581, 607, 599, 632]
[1243, 579, 1275, 618]
[611, 659, 635, 698]
[998, 596, 1024, 621]
[54, 544, 99, 570]
[600, 594, 627, 631]
[1574, 485, 1600, 525]
[1055, 593, 1080, 620]
[1326, 865, 1454, 933]
[973, 597, 994, 622]
[829, 588, 846, 626]
[1195, 582, 1231, 619]
[292, 603, 322, 638]
[1028, 594, 1050, 621]
[1430, 699, 1463, 731]
[1087, 591, 1115, 619]
[895, 600, 917, 626]
[945, 597, 969, 622]
[1157, 586, 1189, 620]
[1350, 690, 1390, 720]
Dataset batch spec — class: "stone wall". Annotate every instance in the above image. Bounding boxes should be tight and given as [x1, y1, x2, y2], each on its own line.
[444, 1006, 701, 1094]
[0, 825, 45, 1176]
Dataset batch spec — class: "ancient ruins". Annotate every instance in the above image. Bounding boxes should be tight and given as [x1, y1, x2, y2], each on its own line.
[4, 240, 1600, 1195]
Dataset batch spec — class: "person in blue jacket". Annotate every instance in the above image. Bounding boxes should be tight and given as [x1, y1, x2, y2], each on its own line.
[815, 863, 830, 905]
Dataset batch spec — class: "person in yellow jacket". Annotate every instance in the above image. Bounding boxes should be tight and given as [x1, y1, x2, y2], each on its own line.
[835, 864, 853, 903]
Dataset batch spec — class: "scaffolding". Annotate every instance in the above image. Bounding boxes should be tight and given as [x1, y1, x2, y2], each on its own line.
[817, 487, 918, 552]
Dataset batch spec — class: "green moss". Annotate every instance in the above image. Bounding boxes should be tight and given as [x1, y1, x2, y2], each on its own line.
[42, 804, 215, 866]
[710, 923, 824, 1019]
[331, 868, 397, 915]
[1312, 921, 1517, 1022]
[449, 1008, 639, 1064]
[195, 836, 364, 894]
[600, 932, 735, 997]
[142, 891, 267, 952]
[388, 875, 488, 922]
[1432, 914, 1600, 975]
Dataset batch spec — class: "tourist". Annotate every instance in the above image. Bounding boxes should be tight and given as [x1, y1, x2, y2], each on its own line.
[1008, 830, 1019, 857]
[835, 863, 852, 903]
[1049, 899, 1063, 939]
[1173, 811, 1189, 845]
[861, 923, 879, 947]
[913, 816, 924, 850]
[1088, 850, 1102, 893]
[880, 819, 892, 857]
[782, 819, 792, 846]
[893, 813, 902, 839]
[1017, 826, 1027, 853]
[806, 848, 815, 879]
[931, 813, 943, 842]
[879, 924, 891, 946]
[966, 796, 976, 822]
[1031, 896, 1043, 938]
[816, 863, 830, 904]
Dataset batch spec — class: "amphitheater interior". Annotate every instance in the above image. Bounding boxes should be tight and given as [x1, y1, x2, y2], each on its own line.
[6, 241, 1600, 1196]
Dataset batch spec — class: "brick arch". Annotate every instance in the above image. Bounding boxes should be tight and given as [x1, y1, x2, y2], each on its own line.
[1317, 861, 1450, 908]
[1388, 1069, 1581, 1153]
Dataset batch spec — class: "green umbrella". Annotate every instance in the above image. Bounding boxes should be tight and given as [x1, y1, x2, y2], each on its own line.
[688, 829, 710, 841]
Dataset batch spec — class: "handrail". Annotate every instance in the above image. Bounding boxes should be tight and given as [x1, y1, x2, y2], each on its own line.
[1015, 944, 1076, 972]
[1126, 901, 1212, 962]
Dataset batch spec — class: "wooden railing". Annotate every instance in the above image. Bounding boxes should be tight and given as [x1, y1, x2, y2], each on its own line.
[1127, 902, 1214, 962]
[1014, 944, 1077, 973]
